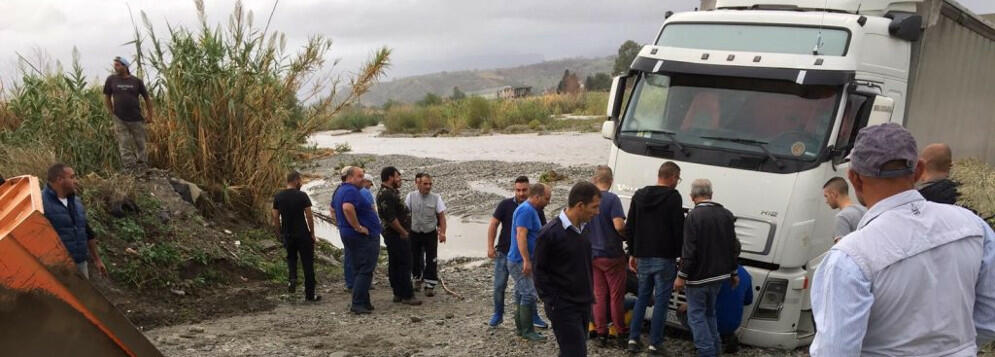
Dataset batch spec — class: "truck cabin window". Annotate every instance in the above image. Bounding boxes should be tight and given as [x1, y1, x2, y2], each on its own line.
[658, 23, 850, 56]
[620, 73, 841, 160]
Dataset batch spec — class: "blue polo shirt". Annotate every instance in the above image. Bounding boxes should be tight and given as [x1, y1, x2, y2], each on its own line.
[507, 201, 543, 263]
[717, 265, 753, 335]
[586, 190, 626, 258]
[332, 183, 381, 238]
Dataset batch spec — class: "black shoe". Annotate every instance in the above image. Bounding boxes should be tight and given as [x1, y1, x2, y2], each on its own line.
[287, 281, 297, 294]
[400, 297, 423, 306]
[365, 303, 375, 311]
[616, 335, 629, 349]
[350, 305, 373, 315]
[393, 296, 402, 303]
[626, 340, 643, 354]
[305, 295, 322, 302]
[589, 330, 599, 340]
[598, 334, 610, 348]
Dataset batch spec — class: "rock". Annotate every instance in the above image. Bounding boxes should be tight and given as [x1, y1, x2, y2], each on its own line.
[125, 247, 140, 256]
[225, 229, 234, 235]
[410, 316, 422, 323]
[168, 177, 203, 204]
[189, 326, 205, 333]
[329, 352, 351, 357]
[170, 289, 186, 296]
[435, 320, 445, 326]
[157, 210, 171, 224]
[445, 313, 454, 319]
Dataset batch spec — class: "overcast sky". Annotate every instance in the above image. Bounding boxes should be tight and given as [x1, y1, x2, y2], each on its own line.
[2, 0, 993, 85]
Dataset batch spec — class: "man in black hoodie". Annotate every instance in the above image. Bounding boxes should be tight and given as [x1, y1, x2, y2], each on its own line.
[916, 143, 959, 204]
[674, 179, 740, 357]
[624, 161, 684, 355]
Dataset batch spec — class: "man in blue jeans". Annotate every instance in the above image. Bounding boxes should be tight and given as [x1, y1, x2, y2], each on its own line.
[332, 166, 382, 314]
[674, 179, 741, 357]
[329, 167, 355, 291]
[486, 176, 548, 328]
[624, 161, 684, 355]
[507, 183, 552, 341]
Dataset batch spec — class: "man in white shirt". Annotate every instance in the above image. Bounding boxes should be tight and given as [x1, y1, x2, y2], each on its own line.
[810, 123, 995, 356]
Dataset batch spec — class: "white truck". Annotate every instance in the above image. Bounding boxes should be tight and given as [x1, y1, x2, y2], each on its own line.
[600, 0, 995, 349]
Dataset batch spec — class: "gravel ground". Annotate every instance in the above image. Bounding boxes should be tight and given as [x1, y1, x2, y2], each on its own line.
[146, 258, 810, 357]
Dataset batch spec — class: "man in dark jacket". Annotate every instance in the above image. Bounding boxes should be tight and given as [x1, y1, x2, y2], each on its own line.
[272, 171, 320, 301]
[916, 143, 959, 204]
[377, 166, 422, 306]
[534, 182, 602, 357]
[624, 161, 684, 355]
[674, 178, 741, 357]
[41, 164, 107, 279]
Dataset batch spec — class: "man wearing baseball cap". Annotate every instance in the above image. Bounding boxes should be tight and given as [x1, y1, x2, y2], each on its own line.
[810, 123, 995, 355]
[103, 56, 155, 173]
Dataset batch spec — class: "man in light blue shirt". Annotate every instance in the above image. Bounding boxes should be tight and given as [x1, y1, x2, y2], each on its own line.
[811, 123, 995, 356]
[507, 183, 552, 341]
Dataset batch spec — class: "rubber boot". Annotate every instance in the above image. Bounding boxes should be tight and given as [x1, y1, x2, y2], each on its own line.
[520, 303, 546, 341]
[514, 304, 525, 337]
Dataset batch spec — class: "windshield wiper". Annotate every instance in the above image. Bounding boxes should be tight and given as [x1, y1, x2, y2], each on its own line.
[699, 135, 785, 169]
[620, 129, 689, 156]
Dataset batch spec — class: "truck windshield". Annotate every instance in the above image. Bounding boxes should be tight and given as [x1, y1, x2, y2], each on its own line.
[658, 23, 850, 56]
[619, 73, 840, 161]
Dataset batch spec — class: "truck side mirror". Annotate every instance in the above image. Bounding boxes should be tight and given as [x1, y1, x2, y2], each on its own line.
[867, 95, 895, 126]
[606, 75, 628, 119]
[601, 120, 616, 139]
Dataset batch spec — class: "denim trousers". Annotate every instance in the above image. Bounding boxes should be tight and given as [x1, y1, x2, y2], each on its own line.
[628, 257, 677, 346]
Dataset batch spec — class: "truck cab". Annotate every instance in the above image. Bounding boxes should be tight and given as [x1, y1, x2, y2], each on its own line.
[602, 0, 926, 349]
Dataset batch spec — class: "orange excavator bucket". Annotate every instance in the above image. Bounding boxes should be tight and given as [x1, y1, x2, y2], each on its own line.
[0, 176, 162, 356]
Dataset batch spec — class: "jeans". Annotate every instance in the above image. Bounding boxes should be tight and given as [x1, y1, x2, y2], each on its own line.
[628, 257, 677, 346]
[592, 256, 628, 335]
[546, 302, 590, 357]
[343, 243, 354, 289]
[508, 260, 537, 305]
[411, 230, 439, 288]
[493, 251, 510, 314]
[383, 231, 414, 299]
[687, 281, 723, 357]
[285, 234, 316, 299]
[341, 233, 380, 308]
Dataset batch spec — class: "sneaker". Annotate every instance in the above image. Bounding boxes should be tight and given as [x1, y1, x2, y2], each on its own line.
[648, 344, 667, 356]
[533, 314, 549, 329]
[424, 287, 435, 297]
[350, 305, 372, 315]
[305, 295, 322, 302]
[626, 340, 643, 354]
[400, 298, 423, 306]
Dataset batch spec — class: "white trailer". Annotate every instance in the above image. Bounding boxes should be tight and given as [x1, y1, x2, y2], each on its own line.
[600, 0, 995, 349]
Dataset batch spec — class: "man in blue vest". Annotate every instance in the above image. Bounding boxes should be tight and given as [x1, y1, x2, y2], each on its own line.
[41, 163, 107, 279]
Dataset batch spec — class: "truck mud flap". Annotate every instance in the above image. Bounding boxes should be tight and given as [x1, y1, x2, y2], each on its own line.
[0, 176, 162, 356]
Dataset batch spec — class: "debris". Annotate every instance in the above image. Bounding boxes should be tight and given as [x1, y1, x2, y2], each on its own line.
[170, 289, 186, 296]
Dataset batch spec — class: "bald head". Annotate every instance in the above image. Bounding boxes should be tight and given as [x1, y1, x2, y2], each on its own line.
[920, 143, 952, 176]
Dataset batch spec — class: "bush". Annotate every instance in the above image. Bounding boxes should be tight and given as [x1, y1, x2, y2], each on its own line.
[383, 106, 422, 133]
[463, 96, 492, 129]
[321, 107, 381, 132]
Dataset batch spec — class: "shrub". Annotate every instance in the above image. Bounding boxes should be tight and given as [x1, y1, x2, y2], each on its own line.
[464, 96, 492, 129]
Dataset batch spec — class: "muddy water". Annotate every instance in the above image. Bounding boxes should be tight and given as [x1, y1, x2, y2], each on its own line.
[308, 125, 609, 166]
[304, 127, 608, 259]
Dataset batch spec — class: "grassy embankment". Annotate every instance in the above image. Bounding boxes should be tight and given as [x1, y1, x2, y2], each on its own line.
[0, 1, 386, 325]
[320, 91, 609, 135]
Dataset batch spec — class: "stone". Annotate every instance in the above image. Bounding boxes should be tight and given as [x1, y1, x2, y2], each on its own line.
[410, 316, 422, 323]
[189, 326, 205, 333]
[329, 352, 351, 357]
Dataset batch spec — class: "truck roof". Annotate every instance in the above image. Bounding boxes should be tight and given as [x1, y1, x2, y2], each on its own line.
[713, 0, 919, 16]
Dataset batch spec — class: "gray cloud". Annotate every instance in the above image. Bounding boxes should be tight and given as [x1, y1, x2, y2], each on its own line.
[1, 0, 992, 84]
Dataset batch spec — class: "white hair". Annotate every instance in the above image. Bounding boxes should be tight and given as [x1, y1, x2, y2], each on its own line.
[690, 179, 713, 199]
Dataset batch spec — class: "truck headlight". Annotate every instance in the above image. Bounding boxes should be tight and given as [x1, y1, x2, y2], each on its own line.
[753, 278, 788, 320]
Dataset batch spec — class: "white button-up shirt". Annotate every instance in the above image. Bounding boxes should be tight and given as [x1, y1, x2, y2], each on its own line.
[810, 190, 995, 356]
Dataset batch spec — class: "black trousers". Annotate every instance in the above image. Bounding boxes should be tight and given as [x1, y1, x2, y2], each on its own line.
[410, 230, 439, 287]
[285, 234, 316, 299]
[545, 302, 590, 357]
[383, 231, 415, 299]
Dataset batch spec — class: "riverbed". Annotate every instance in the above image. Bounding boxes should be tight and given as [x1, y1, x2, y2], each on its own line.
[303, 126, 609, 259]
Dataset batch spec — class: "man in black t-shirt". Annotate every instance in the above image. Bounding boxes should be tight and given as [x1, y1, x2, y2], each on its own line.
[103, 56, 154, 172]
[486, 176, 547, 328]
[272, 171, 320, 301]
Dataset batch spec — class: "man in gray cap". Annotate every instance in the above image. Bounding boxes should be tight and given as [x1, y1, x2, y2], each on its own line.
[103, 56, 154, 173]
[810, 123, 995, 356]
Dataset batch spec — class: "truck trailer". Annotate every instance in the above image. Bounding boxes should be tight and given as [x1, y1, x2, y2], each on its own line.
[600, 0, 995, 349]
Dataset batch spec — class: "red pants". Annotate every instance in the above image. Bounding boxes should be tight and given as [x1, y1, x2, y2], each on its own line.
[592, 256, 628, 335]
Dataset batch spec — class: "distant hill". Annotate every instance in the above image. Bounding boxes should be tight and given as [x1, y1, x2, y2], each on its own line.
[358, 56, 613, 106]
